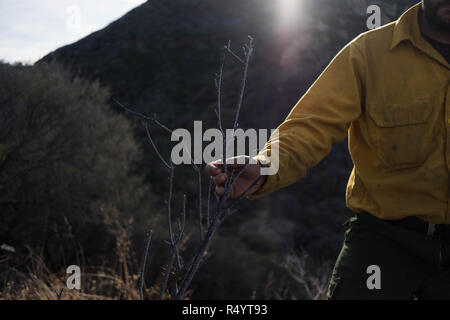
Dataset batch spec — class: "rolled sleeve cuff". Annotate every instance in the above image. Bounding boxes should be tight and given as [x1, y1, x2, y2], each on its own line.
[246, 153, 279, 200]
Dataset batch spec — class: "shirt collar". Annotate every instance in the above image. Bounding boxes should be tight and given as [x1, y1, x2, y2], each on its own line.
[390, 2, 449, 68]
[390, 2, 424, 50]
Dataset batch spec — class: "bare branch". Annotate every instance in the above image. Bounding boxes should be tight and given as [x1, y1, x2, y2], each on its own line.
[174, 37, 256, 298]
[176, 160, 250, 298]
[169, 275, 178, 299]
[222, 175, 264, 213]
[226, 158, 250, 192]
[225, 40, 244, 64]
[233, 36, 254, 130]
[197, 168, 203, 241]
[158, 165, 175, 299]
[56, 288, 64, 300]
[206, 177, 212, 228]
[215, 50, 228, 178]
[125, 37, 255, 301]
[174, 194, 187, 275]
[139, 230, 153, 300]
[115, 100, 201, 173]
[114, 99, 172, 134]
[238, 176, 263, 202]
[144, 121, 171, 170]
[175, 196, 227, 299]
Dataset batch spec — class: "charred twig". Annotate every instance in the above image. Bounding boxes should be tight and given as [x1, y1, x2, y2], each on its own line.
[144, 121, 170, 170]
[206, 177, 212, 228]
[214, 49, 227, 178]
[114, 99, 172, 135]
[225, 40, 244, 64]
[56, 288, 64, 300]
[114, 99, 199, 172]
[197, 169, 203, 241]
[175, 36, 254, 299]
[176, 157, 252, 299]
[222, 175, 264, 212]
[118, 36, 254, 300]
[173, 195, 187, 279]
[233, 36, 254, 130]
[162, 194, 186, 299]
[139, 230, 153, 300]
[158, 165, 175, 300]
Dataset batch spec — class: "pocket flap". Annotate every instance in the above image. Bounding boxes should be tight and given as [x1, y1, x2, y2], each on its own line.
[368, 100, 432, 128]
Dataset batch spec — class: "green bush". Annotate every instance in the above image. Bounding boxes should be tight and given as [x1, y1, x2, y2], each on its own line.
[0, 62, 151, 269]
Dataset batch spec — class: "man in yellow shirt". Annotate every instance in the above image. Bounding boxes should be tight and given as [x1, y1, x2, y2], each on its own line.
[206, 1, 450, 299]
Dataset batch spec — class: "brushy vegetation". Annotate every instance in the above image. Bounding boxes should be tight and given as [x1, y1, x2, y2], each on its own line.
[2, 231, 331, 300]
[0, 62, 152, 298]
[0, 62, 332, 299]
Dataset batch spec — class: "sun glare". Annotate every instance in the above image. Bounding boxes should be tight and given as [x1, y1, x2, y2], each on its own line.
[278, 0, 302, 31]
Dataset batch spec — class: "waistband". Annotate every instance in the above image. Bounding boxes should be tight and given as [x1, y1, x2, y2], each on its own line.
[359, 211, 450, 241]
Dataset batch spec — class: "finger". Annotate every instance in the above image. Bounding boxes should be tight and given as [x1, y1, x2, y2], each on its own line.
[213, 173, 227, 185]
[224, 155, 250, 167]
[215, 185, 225, 197]
[204, 162, 222, 176]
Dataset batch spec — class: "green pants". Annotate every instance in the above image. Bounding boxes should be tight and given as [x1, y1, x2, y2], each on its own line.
[327, 212, 450, 299]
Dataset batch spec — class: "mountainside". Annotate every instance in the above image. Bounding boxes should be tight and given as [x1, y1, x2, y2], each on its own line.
[40, 0, 380, 127]
[40, 0, 416, 142]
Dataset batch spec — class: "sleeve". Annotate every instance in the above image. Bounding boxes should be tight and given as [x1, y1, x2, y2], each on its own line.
[247, 40, 365, 200]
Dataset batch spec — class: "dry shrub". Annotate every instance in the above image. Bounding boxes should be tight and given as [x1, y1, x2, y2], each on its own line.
[281, 251, 333, 300]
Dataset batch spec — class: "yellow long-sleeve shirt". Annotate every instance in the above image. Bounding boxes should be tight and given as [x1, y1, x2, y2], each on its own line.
[248, 3, 450, 224]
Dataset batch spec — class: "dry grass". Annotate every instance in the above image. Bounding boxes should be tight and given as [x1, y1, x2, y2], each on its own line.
[1, 217, 166, 300]
[1, 216, 329, 300]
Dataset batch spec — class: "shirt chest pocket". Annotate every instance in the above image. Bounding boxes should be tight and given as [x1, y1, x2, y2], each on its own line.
[367, 99, 434, 169]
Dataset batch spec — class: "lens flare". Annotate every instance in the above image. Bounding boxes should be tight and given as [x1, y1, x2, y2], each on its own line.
[278, 0, 302, 30]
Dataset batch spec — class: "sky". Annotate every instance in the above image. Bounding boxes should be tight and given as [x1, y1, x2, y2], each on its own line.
[0, 0, 146, 64]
